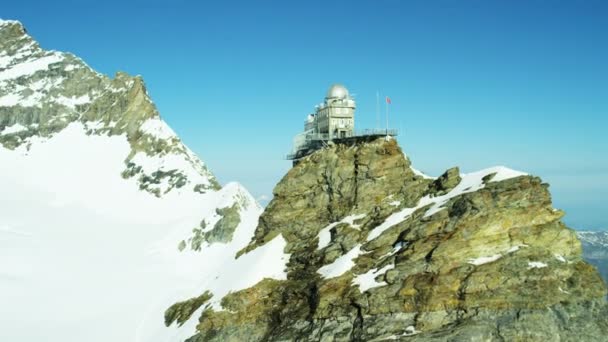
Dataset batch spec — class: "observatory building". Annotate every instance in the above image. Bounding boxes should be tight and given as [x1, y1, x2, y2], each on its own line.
[288, 84, 397, 162]
[309, 84, 356, 139]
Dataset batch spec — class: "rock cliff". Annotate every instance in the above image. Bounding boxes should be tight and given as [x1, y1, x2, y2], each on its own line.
[177, 138, 607, 341]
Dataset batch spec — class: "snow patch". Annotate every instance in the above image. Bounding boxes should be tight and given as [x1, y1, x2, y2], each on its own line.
[468, 254, 502, 266]
[342, 213, 366, 229]
[367, 204, 422, 241]
[0, 93, 23, 107]
[384, 326, 421, 339]
[0, 53, 64, 82]
[140, 117, 177, 140]
[317, 214, 366, 249]
[317, 223, 336, 249]
[389, 200, 401, 207]
[468, 244, 526, 266]
[129, 149, 214, 192]
[411, 167, 435, 179]
[424, 166, 527, 217]
[367, 166, 527, 242]
[54, 94, 90, 108]
[0, 123, 27, 135]
[318, 244, 362, 279]
[202, 234, 289, 310]
[352, 264, 395, 292]
[507, 244, 528, 253]
[528, 261, 548, 269]
[392, 241, 408, 254]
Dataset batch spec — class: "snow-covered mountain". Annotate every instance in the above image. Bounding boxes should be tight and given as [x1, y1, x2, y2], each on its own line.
[578, 231, 608, 284]
[0, 19, 288, 342]
[3, 18, 608, 342]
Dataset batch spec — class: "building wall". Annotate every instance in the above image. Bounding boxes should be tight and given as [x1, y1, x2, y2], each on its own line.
[315, 101, 355, 138]
[300, 89, 356, 140]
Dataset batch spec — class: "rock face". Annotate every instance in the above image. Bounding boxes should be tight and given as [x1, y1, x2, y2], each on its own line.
[179, 138, 608, 341]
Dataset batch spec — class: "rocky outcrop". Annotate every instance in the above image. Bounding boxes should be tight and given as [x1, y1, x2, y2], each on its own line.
[180, 137, 607, 341]
[428, 167, 460, 196]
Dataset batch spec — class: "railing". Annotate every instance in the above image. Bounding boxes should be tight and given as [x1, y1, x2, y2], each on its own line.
[286, 128, 399, 160]
[353, 128, 398, 137]
[305, 129, 398, 141]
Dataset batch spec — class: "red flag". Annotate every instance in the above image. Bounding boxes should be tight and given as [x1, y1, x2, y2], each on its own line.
[386, 96, 391, 104]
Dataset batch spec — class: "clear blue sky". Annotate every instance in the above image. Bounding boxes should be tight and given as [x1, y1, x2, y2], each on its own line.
[3, 0, 607, 229]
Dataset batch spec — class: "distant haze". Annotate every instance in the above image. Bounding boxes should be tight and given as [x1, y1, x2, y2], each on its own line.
[2, 0, 607, 229]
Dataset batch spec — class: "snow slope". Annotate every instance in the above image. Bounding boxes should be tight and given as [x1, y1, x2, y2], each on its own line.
[0, 19, 289, 342]
[0, 122, 289, 342]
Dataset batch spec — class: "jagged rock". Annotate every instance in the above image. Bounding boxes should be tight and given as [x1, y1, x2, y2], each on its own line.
[181, 137, 607, 341]
[165, 291, 213, 327]
[428, 166, 461, 196]
[204, 204, 242, 243]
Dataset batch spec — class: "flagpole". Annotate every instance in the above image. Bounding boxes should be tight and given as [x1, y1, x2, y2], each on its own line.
[376, 91, 380, 129]
[385, 97, 389, 137]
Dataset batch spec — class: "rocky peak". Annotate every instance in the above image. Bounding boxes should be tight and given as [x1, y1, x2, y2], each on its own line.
[0, 20, 32, 47]
[178, 137, 607, 341]
[0, 19, 219, 196]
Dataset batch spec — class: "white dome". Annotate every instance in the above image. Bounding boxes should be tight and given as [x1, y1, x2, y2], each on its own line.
[326, 84, 349, 99]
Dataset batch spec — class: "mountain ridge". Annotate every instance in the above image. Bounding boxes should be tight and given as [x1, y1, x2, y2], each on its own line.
[2, 18, 607, 342]
[0, 19, 282, 342]
[0, 18, 219, 196]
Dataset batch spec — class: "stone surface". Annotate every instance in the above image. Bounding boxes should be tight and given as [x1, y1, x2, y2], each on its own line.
[204, 204, 242, 243]
[179, 138, 607, 341]
[428, 166, 461, 196]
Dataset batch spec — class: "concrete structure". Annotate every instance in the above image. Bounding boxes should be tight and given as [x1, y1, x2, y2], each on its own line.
[315, 84, 356, 139]
[288, 84, 398, 161]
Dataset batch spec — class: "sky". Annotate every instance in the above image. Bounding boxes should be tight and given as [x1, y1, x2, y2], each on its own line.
[2, 0, 607, 230]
